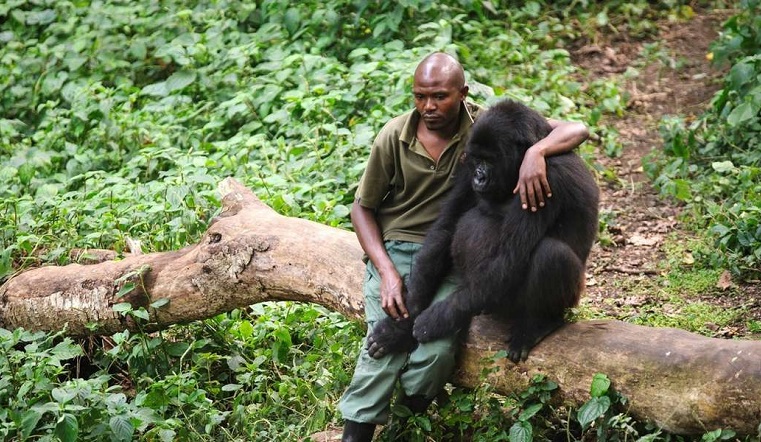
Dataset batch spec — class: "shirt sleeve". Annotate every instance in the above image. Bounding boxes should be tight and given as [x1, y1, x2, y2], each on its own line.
[355, 125, 398, 210]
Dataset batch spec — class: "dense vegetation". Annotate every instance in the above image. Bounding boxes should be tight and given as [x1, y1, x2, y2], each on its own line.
[646, 0, 761, 279]
[0, 0, 754, 440]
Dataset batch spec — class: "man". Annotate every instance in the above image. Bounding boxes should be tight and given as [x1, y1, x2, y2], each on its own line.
[339, 52, 589, 441]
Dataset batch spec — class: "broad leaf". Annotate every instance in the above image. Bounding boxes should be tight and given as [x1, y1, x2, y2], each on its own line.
[589, 373, 611, 397]
[110, 415, 134, 442]
[577, 396, 611, 430]
[165, 70, 196, 93]
[509, 420, 533, 442]
[726, 102, 757, 127]
[20, 410, 42, 439]
[55, 414, 79, 442]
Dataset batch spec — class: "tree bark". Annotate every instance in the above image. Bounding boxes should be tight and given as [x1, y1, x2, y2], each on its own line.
[1, 178, 759, 435]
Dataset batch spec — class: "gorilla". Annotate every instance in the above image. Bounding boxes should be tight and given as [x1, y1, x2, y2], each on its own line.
[366, 99, 599, 363]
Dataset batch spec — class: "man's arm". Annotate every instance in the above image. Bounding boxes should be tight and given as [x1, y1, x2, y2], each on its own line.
[513, 119, 589, 211]
[351, 200, 409, 320]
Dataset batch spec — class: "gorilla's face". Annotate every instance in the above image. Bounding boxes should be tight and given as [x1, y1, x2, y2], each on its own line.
[466, 137, 521, 202]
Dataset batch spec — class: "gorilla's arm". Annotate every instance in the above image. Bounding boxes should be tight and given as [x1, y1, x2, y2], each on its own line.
[405, 172, 478, 315]
[366, 173, 476, 359]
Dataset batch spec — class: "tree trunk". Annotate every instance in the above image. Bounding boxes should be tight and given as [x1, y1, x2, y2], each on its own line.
[1, 178, 759, 435]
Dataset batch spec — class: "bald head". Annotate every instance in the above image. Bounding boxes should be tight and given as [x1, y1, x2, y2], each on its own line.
[412, 53, 469, 135]
[414, 52, 466, 89]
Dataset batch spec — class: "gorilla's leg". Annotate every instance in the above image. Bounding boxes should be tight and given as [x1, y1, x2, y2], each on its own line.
[506, 237, 584, 363]
[412, 286, 475, 342]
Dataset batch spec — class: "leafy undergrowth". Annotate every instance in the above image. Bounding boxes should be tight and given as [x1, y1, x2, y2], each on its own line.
[576, 5, 761, 342]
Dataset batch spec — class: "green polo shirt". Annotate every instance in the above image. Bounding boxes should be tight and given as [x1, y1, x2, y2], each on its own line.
[355, 101, 483, 244]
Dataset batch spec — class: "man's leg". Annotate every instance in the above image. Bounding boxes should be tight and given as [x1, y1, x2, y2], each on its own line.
[338, 324, 407, 427]
[339, 242, 420, 439]
[398, 274, 460, 412]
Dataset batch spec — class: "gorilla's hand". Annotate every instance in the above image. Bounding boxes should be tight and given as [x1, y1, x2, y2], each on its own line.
[367, 317, 416, 359]
[412, 302, 454, 343]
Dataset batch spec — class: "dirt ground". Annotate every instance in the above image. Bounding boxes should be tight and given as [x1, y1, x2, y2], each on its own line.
[573, 9, 761, 339]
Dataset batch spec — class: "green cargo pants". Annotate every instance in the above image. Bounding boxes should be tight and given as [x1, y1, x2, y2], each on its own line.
[339, 241, 460, 424]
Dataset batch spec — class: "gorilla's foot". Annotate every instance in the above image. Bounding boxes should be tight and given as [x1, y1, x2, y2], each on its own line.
[412, 302, 456, 342]
[506, 319, 565, 363]
[366, 317, 416, 359]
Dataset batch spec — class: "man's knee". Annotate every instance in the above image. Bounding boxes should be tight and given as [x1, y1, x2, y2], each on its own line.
[401, 338, 457, 397]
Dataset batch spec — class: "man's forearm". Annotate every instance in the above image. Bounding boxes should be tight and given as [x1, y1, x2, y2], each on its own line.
[350, 200, 396, 277]
[534, 119, 589, 157]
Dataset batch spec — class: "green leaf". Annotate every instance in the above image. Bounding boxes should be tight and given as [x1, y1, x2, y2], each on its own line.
[590, 373, 611, 397]
[131, 308, 150, 321]
[596, 11, 609, 26]
[116, 282, 135, 298]
[672, 179, 692, 202]
[20, 410, 42, 439]
[165, 70, 196, 93]
[577, 396, 611, 430]
[238, 320, 254, 338]
[143, 389, 169, 408]
[52, 388, 76, 404]
[27, 9, 57, 25]
[159, 429, 176, 442]
[55, 414, 79, 442]
[728, 61, 754, 90]
[109, 415, 134, 442]
[150, 298, 170, 309]
[518, 403, 543, 421]
[726, 102, 757, 127]
[112, 303, 133, 313]
[50, 340, 83, 359]
[32, 402, 60, 414]
[222, 383, 242, 392]
[711, 161, 736, 173]
[702, 429, 722, 442]
[141, 81, 169, 97]
[509, 420, 533, 442]
[0, 328, 13, 342]
[283, 8, 301, 35]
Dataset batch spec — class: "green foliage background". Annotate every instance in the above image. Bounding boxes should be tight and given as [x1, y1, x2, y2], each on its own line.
[0, 0, 754, 440]
[0, 0, 632, 274]
[647, 0, 761, 278]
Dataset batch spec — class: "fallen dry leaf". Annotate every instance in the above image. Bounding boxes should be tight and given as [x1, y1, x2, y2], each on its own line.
[627, 234, 661, 246]
[716, 270, 734, 291]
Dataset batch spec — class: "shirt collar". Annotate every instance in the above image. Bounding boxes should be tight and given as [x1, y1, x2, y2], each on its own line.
[399, 101, 476, 146]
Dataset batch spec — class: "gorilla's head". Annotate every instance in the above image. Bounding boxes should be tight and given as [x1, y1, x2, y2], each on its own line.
[465, 100, 552, 201]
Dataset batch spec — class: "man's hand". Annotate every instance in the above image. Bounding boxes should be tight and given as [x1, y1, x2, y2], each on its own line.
[380, 272, 409, 320]
[513, 146, 551, 212]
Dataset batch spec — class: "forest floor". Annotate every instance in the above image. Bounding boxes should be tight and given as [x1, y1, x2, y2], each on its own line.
[574, 9, 761, 339]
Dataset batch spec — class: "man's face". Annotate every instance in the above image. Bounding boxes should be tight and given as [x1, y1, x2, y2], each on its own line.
[413, 73, 466, 133]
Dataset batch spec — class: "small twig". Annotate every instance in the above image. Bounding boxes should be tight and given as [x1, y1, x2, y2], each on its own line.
[605, 266, 659, 275]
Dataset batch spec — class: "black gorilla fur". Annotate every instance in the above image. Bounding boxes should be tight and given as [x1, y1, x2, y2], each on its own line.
[366, 99, 599, 363]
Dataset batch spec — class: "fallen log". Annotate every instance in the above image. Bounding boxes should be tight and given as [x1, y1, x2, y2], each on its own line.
[1, 178, 759, 435]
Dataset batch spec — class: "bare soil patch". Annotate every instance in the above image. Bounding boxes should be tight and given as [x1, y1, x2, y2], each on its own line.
[572, 11, 761, 338]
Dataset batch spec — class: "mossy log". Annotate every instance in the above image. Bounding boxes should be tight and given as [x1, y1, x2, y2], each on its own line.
[1, 178, 759, 435]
